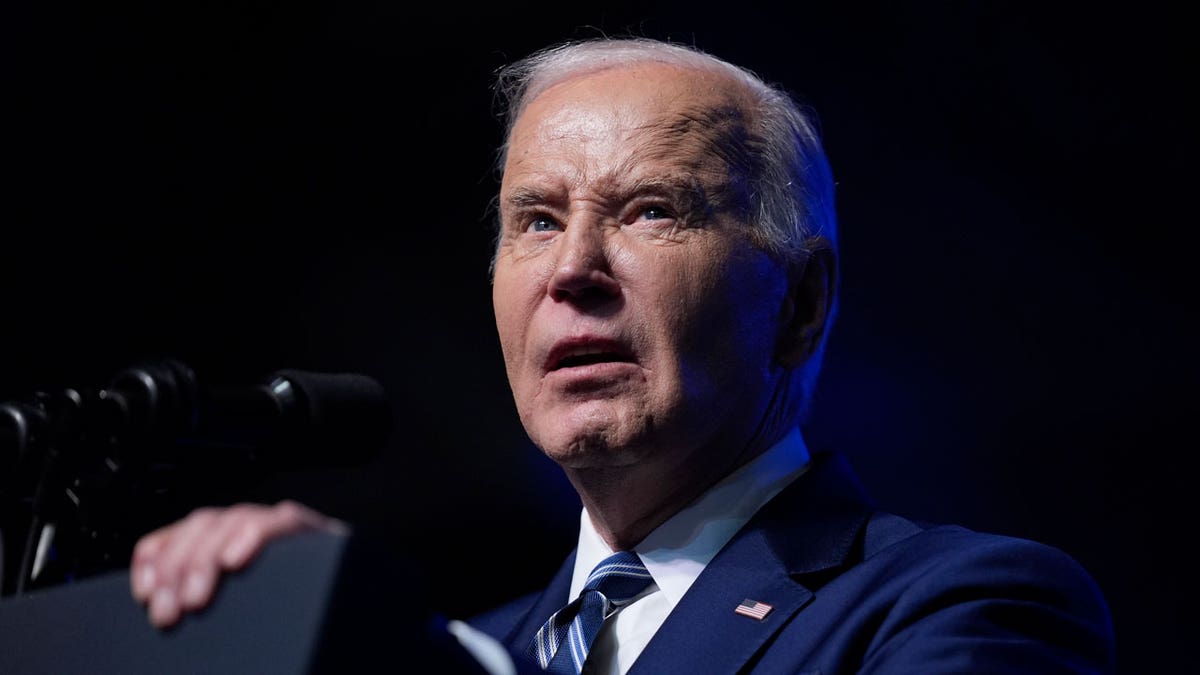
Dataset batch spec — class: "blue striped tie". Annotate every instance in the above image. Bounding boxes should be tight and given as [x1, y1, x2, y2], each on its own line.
[528, 551, 654, 674]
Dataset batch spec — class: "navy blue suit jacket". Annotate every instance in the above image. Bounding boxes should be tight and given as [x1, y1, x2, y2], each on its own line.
[469, 452, 1115, 674]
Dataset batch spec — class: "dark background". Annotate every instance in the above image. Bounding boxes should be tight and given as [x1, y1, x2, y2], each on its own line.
[2, 1, 1192, 671]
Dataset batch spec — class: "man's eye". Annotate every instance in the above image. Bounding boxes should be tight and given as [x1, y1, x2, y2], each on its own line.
[527, 217, 562, 233]
[640, 206, 673, 221]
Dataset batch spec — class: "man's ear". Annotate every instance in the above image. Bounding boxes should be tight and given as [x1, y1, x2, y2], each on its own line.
[776, 244, 837, 368]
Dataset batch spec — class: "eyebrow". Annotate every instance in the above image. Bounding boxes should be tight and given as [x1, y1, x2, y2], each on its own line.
[504, 175, 708, 209]
[616, 175, 702, 198]
[611, 175, 713, 217]
[503, 186, 554, 210]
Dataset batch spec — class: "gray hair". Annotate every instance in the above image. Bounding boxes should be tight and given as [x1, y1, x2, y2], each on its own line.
[489, 37, 839, 417]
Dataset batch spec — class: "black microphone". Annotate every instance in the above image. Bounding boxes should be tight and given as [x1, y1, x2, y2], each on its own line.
[98, 359, 392, 470]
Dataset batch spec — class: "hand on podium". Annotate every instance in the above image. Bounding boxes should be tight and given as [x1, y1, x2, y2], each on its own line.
[123, 501, 532, 674]
[130, 500, 347, 629]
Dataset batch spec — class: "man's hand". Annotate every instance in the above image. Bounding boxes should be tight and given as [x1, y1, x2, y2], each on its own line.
[129, 500, 347, 629]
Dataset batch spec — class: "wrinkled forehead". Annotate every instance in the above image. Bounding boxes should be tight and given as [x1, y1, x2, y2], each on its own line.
[503, 63, 756, 199]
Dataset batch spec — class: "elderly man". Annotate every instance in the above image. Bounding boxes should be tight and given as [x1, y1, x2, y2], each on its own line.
[131, 37, 1116, 673]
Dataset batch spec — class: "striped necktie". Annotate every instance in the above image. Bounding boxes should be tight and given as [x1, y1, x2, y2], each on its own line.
[528, 550, 654, 674]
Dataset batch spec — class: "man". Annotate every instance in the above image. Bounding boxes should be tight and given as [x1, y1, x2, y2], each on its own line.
[130, 37, 1116, 673]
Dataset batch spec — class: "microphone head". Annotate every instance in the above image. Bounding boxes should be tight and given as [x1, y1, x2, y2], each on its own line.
[267, 369, 393, 468]
[95, 358, 393, 471]
[100, 357, 200, 447]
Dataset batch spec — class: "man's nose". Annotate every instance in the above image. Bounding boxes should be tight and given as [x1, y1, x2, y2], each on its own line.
[547, 223, 621, 303]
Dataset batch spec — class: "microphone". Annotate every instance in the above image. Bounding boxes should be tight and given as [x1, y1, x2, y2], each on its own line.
[97, 358, 392, 470]
[0, 359, 393, 595]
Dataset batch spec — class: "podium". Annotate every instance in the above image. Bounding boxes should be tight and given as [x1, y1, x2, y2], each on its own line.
[0, 531, 492, 674]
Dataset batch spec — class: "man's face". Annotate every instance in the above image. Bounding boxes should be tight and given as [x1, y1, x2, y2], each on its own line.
[492, 63, 792, 470]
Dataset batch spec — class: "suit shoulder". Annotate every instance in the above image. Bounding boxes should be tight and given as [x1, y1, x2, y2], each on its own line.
[865, 512, 1106, 603]
[854, 514, 1115, 671]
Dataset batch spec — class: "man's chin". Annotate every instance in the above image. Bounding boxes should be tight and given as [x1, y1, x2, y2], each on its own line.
[537, 429, 646, 470]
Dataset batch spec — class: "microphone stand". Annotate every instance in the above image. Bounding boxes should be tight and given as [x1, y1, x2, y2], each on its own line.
[0, 374, 188, 597]
[1, 357, 389, 598]
[2, 389, 88, 596]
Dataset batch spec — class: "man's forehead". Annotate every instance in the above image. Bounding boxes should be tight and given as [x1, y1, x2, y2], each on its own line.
[527, 60, 735, 103]
[510, 62, 747, 145]
[500, 121, 733, 201]
[505, 108, 744, 196]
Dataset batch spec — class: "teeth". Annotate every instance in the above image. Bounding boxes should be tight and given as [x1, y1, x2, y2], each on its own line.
[565, 346, 609, 358]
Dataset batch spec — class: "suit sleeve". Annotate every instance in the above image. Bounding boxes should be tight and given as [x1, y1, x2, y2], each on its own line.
[859, 536, 1116, 674]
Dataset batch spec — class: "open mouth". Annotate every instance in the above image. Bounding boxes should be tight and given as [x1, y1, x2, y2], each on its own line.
[546, 341, 637, 372]
[553, 351, 637, 370]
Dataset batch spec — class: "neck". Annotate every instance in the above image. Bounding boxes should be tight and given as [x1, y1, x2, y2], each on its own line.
[566, 435, 770, 551]
[570, 470, 700, 551]
[566, 375, 804, 551]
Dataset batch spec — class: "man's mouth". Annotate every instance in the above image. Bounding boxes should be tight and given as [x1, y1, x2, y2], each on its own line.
[545, 340, 637, 372]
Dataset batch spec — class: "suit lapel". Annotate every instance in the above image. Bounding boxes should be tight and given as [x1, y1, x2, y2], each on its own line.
[630, 452, 875, 674]
[629, 526, 813, 674]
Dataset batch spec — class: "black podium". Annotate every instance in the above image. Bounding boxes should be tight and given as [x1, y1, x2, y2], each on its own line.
[0, 531, 492, 674]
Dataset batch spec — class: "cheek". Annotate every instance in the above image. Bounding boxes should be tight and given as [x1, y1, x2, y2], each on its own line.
[492, 257, 559, 397]
[491, 273, 530, 371]
[650, 247, 733, 328]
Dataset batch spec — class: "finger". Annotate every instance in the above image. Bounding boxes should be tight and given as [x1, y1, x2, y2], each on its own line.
[132, 500, 346, 629]
[139, 503, 279, 628]
[148, 507, 239, 599]
[218, 500, 345, 571]
[146, 504, 281, 629]
[174, 500, 340, 608]
[148, 585, 182, 629]
[137, 508, 235, 629]
[174, 506, 267, 612]
[130, 524, 173, 601]
[132, 525, 193, 604]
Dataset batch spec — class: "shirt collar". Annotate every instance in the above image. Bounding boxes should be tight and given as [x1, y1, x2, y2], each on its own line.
[571, 427, 811, 605]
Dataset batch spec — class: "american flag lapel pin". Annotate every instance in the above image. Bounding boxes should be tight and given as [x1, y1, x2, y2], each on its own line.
[734, 598, 774, 621]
